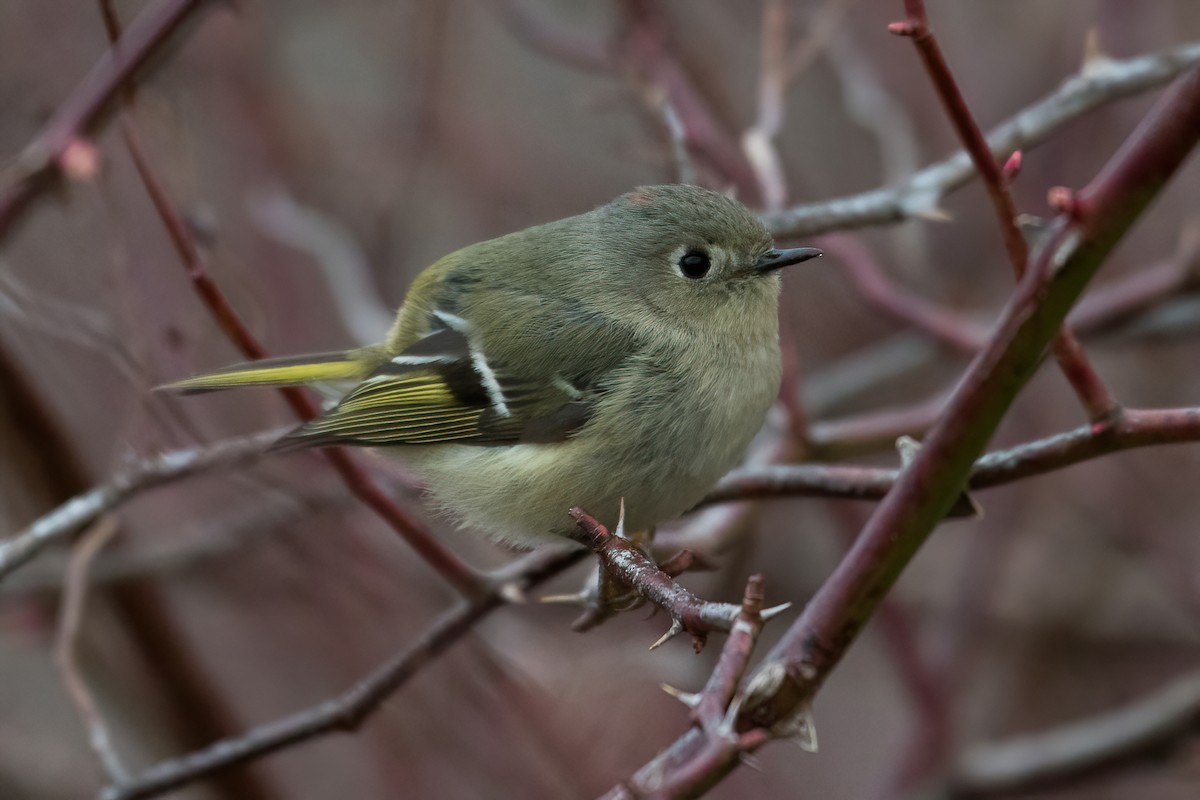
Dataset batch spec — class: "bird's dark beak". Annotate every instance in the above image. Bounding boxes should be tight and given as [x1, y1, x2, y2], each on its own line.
[753, 246, 823, 273]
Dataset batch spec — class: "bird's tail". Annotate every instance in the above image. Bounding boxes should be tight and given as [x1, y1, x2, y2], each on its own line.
[160, 350, 375, 394]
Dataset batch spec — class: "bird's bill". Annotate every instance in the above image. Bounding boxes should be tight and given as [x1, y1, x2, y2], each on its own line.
[753, 246, 823, 273]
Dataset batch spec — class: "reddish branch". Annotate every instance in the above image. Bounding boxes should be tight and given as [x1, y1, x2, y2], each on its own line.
[890, 0, 1117, 422]
[820, 234, 985, 354]
[0, 0, 220, 239]
[612, 62, 1200, 797]
[604, 575, 783, 800]
[614, 0, 761, 200]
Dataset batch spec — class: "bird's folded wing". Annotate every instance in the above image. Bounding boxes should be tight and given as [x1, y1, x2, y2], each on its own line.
[279, 310, 612, 449]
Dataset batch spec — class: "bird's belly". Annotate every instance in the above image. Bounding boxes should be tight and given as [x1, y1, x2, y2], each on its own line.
[408, 352, 779, 547]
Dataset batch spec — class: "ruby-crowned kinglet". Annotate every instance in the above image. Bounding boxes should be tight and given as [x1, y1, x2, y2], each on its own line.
[168, 185, 821, 546]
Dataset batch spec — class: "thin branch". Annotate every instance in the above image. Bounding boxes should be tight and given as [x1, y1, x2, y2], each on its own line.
[700, 406, 1200, 509]
[820, 234, 986, 354]
[890, 1, 1117, 422]
[615, 0, 762, 199]
[0, 0, 221, 239]
[950, 670, 1200, 798]
[806, 390, 948, 459]
[491, 0, 614, 72]
[762, 42, 1200, 237]
[0, 429, 283, 582]
[55, 517, 129, 783]
[98, 546, 587, 800]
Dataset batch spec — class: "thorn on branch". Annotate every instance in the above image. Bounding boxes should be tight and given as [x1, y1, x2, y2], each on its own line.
[566, 507, 791, 652]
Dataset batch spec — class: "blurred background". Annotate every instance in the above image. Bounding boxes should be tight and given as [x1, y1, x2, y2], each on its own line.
[3, 1, 1200, 798]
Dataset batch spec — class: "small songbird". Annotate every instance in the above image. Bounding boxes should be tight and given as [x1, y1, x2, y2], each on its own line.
[168, 185, 821, 547]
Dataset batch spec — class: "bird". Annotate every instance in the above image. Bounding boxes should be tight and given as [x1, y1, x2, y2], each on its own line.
[166, 184, 821, 547]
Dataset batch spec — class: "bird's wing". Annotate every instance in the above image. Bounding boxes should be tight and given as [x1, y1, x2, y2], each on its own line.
[279, 308, 630, 449]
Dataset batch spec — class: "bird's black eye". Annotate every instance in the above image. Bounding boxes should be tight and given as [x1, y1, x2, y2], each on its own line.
[678, 250, 711, 279]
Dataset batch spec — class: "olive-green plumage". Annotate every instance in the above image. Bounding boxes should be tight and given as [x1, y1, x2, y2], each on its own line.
[167, 185, 820, 546]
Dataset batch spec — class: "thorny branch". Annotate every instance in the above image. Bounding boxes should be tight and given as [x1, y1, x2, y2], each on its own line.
[611, 61, 1200, 798]
[566, 507, 790, 652]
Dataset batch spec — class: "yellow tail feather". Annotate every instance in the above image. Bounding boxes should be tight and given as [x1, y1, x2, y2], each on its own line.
[161, 351, 373, 394]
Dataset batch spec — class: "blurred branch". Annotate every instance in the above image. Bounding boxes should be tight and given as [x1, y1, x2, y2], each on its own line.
[248, 189, 393, 347]
[743, 0, 857, 210]
[1069, 220, 1200, 334]
[890, 0, 1118, 423]
[0, 429, 282, 582]
[613, 61, 1200, 797]
[806, 390, 948, 459]
[2, 487, 354, 598]
[491, 0, 614, 72]
[0, 0, 221, 240]
[55, 516, 129, 783]
[950, 670, 1200, 798]
[763, 41, 1200, 237]
[97, 546, 587, 800]
[820, 234, 986, 353]
[614, 0, 761, 199]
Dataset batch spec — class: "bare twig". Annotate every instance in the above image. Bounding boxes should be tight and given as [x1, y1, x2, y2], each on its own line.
[0, 0, 221, 239]
[820, 234, 986, 354]
[0, 429, 283, 581]
[491, 0, 614, 72]
[627, 576, 779, 800]
[890, 0, 1117, 423]
[248, 189, 394, 347]
[55, 516, 129, 783]
[742, 0, 856, 211]
[763, 42, 1200, 237]
[951, 670, 1200, 798]
[614, 0, 761, 199]
[97, 546, 587, 800]
[700, 406, 1200, 509]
